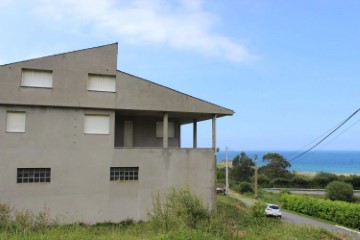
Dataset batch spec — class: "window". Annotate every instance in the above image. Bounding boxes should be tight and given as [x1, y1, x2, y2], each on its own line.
[156, 122, 175, 138]
[110, 167, 139, 181]
[84, 115, 110, 134]
[17, 168, 51, 183]
[87, 74, 116, 92]
[6, 112, 26, 132]
[21, 69, 53, 88]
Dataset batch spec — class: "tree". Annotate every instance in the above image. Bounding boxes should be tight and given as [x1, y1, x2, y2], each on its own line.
[232, 152, 255, 182]
[325, 180, 354, 202]
[259, 153, 291, 180]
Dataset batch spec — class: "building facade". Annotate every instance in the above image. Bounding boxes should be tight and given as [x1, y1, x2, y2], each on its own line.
[0, 43, 233, 223]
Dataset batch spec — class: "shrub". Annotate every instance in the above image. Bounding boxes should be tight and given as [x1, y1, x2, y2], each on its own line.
[256, 174, 270, 187]
[281, 194, 360, 229]
[279, 189, 291, 196]
[216, 167, 225, 180]
[325, 180, 354, 202]
[251, 200, 266, 218]
[345, 175, 360, 190]
[291, 175, 310, 188]
[148, 187, 210, 231]
[270, 178, 290, 188]
[312, 172, 338, 188]
[238, 182, 253, 194]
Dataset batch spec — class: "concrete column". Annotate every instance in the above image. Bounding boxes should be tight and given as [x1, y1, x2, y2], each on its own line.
[212, 114, 217, 214]
[193, 119, 197, 148]
[163, 112, 168, 148]
[212, 114, 217, 151]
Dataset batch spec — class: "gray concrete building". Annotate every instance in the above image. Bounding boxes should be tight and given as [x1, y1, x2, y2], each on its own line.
[0, 43, 233, 223]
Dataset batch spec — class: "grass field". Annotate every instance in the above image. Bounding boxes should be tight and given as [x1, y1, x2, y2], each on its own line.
[0, 195, 349, 240]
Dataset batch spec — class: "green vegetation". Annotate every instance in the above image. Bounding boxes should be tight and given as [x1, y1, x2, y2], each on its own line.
[326, 181, 354, 202]
[0, 188, 347, 239]
[250, 200, 267, 218]
[281, 194, 360, 230]
[232, 152, 254, 182]
[237, 182, 254, 194]
[149, 187, 210, 230]
[259, 153, 292, 179]
[217, 151, 360, 191]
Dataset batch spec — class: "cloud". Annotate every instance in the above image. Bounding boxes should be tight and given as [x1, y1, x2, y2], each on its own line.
[35, 0, 255, 63]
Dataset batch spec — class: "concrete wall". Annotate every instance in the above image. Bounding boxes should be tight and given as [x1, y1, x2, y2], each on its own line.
[0, 106, 215, 223]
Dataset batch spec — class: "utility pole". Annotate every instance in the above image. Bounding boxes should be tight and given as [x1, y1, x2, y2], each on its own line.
[225, 146, 229, 195]
[254, 154, 258, 199]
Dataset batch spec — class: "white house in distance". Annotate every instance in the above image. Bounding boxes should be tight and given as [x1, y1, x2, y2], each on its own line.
[0, 43, 234, 223]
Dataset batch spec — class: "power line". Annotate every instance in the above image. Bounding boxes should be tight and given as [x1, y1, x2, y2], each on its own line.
[290, 107, 360, 162]
[317, 117, 360, 150]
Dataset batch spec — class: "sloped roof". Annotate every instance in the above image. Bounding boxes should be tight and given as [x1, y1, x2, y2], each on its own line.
[0, 44, 234, 120]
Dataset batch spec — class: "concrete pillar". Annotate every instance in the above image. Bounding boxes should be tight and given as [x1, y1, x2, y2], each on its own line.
[193, 119, 197, 148]
[211, 114, 217, 214]
[212, 114, 217, 151]
[163, 112, 168, 148]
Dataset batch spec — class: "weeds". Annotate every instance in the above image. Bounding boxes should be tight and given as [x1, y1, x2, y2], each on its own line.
[148, 187, 210, 231]
[0, 190, 349, 239]
[0, 203, 53, 233]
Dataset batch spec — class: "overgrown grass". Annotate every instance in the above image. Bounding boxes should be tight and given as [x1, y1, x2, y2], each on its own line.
[0, 189, 349, 240]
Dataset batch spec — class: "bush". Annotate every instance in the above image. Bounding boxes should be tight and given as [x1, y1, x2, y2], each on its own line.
[312, 172, 338, 188]
[270, 178, 290, 188]
[251, 200, 266, 218]
[279, 189, 291, 196]
[345, 175, 360, 190]
[281, 194, 360, 229]
[238, 182, 253, 194]
[291, 175, 310, 188]
[216, 167, 225, 180]
[326, 180, 354, 202]
[148, 187, 210, 231]
[255, 174, 270, 187]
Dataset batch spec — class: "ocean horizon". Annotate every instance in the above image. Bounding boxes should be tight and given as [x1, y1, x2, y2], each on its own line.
[216, 150, 360, 175]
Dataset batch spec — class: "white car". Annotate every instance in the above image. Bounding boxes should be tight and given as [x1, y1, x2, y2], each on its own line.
[265, 204, 282, 218]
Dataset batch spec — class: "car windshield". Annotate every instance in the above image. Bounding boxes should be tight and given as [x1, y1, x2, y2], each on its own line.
[269, 205, 279, 210]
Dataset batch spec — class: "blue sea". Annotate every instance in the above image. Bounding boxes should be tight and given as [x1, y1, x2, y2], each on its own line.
[216, 150, 360, 175]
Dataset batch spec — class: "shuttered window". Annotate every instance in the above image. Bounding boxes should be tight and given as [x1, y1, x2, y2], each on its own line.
[21, 69, 53, 88]
[84, 115, 110, 134]
[6, 112, 26, 132]
[87, 74, 116, 92]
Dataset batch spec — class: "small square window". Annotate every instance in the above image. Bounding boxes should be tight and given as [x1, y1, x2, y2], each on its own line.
[6, 112, 26, 133]
[84, 115, 110, 134]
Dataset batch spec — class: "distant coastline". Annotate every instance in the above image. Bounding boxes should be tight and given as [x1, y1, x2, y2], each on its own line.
[216, 150, 360, 175]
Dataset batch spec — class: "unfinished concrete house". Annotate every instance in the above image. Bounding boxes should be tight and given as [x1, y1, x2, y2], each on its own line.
[0, 43, 234, 223]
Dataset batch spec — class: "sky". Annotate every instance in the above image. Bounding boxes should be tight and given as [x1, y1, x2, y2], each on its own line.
[1, 0, 360, 152]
